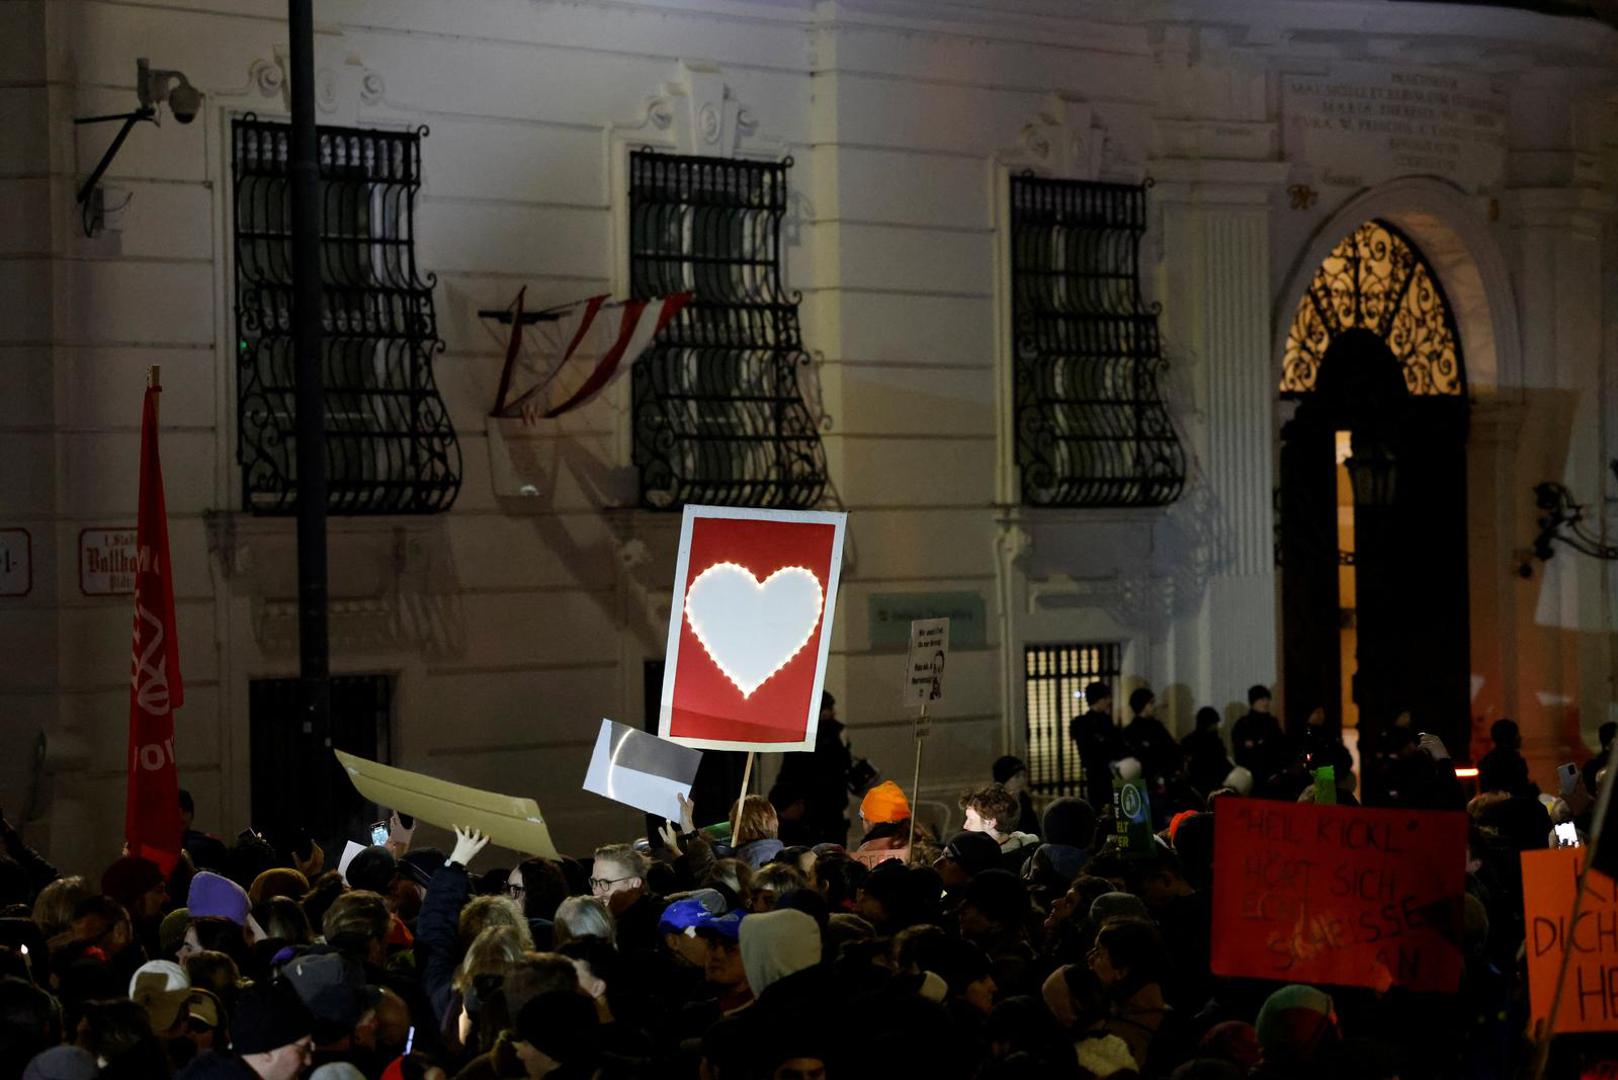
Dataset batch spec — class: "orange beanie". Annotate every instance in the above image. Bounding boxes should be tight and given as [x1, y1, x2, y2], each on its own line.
[860, 780, 911, 824]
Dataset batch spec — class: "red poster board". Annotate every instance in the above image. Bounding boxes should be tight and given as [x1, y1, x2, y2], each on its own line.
[658, 506, 846, 752]
[1211, 798, 1467, 993]
[1521, 846, 1618, 1033]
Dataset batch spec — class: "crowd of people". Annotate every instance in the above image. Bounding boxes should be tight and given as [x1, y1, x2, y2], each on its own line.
[0, 687, 1614, 1079]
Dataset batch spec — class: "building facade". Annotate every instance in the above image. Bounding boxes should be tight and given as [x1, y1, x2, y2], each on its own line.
[4, 0, 1618, 870]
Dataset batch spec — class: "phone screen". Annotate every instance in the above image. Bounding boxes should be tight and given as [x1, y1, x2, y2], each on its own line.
[404, 1026, 415, 1055]
[1555, 821, 1579, 846]
[369, 822, 389, 846]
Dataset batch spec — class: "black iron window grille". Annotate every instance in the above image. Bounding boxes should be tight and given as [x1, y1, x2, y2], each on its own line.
[232, 116, 461, 515]
[1281, 219, 1463, 398]
[1024, 642, 1121, 799]
[1010, 176, 1186, 508]
[628, 150, 828, 510]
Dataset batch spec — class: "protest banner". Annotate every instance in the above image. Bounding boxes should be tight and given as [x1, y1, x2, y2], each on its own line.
[903, 617, 949, 707]
[1210, 798, 1467, 993]
[658, 505, 847, 752]
[335, 750, 560, 858]
[583, 719, 703, 820]
[1521, 845, 1618, 1034]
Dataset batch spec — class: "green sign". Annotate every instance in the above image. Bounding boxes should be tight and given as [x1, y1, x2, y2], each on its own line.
[1113, 775, 1154, 854]
[868, 591, 986, 649]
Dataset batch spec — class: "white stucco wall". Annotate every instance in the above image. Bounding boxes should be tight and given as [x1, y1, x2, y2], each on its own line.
[2, 0, 1616, 871]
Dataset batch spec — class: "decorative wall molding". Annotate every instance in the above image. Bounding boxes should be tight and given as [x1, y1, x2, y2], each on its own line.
[997, 92, 1106, 179]
[619, 59, 783, 159]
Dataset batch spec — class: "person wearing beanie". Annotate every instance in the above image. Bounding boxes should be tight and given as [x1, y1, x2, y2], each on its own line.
[991, 755, 1042, 837]
[177, 977, 315, 1080]
[344, 847, 397, 895]
[513, 990, 600, 1078]
[1023, 797, 1098, 902]
[936, 831, 1004, 890]
[738, 908, 821, 997]
[1254, 984, 1338, 1070]
[187, 871, 251, 927]
[854, 781, 913, 864]
[1069, 682, 1126, 809]
[1232, 685, 1285, 791]
[248, 868, 309, 908]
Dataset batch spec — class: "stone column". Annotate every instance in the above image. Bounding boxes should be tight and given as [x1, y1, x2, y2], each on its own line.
[1153, 159, 1290, 713]
[1503, 184, 1613, 776]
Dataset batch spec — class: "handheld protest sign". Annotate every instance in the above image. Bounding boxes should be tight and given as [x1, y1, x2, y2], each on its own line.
[1521, 846, 1618, 1034]
[659, 505, 847, 751]
[582, 719, 703, 821]
[1113, 775, 1153, 854]
[335, 750, 560, 859]
[903, 618, 949, 708]
[1210, 798, 1467, 993]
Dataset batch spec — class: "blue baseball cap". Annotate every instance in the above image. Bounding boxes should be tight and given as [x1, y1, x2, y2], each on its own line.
[659, 898, 716, 936]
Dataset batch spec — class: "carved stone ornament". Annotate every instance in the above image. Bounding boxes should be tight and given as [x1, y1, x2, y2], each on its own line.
[623, 60, 780, 158]
[1001, 92, 1105, 178]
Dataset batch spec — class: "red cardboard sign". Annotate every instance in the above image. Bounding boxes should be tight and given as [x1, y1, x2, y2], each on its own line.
[1521, 846, 1618, 1033]
[1211, 798, 1467, 993]
[658, 506, 846, 751]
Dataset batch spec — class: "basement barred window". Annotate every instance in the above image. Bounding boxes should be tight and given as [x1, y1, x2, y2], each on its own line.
[1010, 177, 1185, 508]
[628, 150, 828, 510]
[231, 116, 461, 515]
[1024, 642, 1121, 800]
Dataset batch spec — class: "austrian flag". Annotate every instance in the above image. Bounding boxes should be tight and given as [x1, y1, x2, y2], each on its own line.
[126, 378, 184, 873]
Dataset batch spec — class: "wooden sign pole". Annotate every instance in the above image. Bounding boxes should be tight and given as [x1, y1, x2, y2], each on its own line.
[907, 703, 926, 861]
[732, 750, 756, 839]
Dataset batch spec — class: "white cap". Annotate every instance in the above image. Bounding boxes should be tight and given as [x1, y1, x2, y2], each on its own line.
[128, 959, 189, 999]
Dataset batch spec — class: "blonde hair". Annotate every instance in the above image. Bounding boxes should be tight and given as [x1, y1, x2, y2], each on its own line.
[454, 924, 528, 992]
[552, 896, 615, 949]
[457, 895, 532, 954]
[731, 795, 779, 845]
[33, 876, 92, 938]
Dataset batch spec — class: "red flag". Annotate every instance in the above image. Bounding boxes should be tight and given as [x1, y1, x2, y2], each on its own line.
[126, 381, 183, 874]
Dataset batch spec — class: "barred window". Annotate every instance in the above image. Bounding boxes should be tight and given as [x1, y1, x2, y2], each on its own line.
[628, 150, 827, 510]
[1010, 177, 1185, 508]
[1023, 642, 1121, 799]
[232, 116, 461, 515]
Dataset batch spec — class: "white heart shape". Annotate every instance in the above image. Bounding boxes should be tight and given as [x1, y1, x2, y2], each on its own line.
[684, 562, 824, 698]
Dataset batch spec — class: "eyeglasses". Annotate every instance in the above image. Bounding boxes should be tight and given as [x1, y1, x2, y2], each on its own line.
[506, 883, 526, 898]
[589, 875, 634, 891]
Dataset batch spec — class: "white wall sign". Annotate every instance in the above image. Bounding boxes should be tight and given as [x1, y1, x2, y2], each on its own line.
[1282, 63, 1507, 193]
[904, 617, 950, 712]
[0, 530, 31, 597]
[80, 527, 137, 596]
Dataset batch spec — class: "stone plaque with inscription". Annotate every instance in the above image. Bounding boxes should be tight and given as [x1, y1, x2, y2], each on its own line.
[1283, 63, 1507, 193]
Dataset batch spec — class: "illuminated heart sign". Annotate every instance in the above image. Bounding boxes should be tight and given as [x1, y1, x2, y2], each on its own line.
[684, 562, 824, 697]
[659, 505, 847, 752]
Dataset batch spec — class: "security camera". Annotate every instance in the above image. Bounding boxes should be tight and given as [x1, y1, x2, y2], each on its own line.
[137, 58, 203, 125]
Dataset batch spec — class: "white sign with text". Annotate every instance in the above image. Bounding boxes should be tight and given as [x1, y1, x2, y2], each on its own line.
[903, 617, 949, 712]
[80, 527, 138, 596]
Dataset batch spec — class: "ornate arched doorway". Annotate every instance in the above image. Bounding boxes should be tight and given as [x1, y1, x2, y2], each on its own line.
[1278, 220, 1470, 758]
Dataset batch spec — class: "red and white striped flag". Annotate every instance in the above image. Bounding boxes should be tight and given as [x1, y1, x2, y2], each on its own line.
[126, 377, 184, 874]
[490, 289, 691, 423]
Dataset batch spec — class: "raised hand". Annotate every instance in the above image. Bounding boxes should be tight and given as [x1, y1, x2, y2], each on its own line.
[449, 826, 490, 867]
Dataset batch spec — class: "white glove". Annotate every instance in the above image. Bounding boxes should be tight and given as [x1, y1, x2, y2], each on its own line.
[448, 826, 490, 868]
